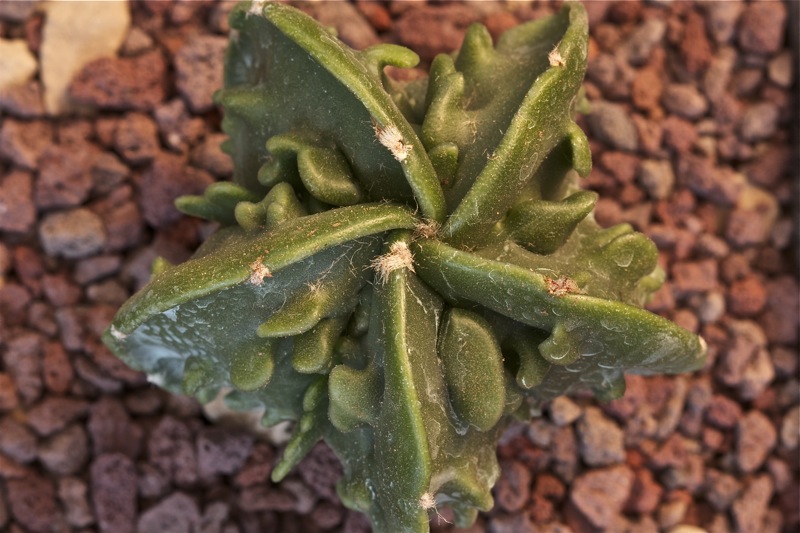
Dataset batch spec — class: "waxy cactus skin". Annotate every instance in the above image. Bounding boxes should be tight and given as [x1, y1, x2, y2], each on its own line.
[104, 3, 706, 532]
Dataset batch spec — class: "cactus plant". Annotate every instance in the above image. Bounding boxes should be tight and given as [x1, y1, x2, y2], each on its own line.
[104, 2, 706, 531]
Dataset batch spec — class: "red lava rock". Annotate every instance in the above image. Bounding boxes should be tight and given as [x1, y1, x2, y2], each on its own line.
[0, 118, 53, 170]
[90, 151, 131, 196]
[704, 468, 741, 511]
[494, 459, 532, 512]
[731, 474, 773, 533]
[3, 332, 42, 405]
[92, 186, 144, 252]
[137, 492, 201, 533]
[140, 152, 215, 228]
[0, 170, 36, 233]
[26, 396, 89, 437]
[736, 410, 777, 473]
[631, 67, 663, 111]
[355, 2, 392, 33]
[706, 394, 742, 429]
[6, 474, 64, 533]
[295, 443, 343, 503]
[569, 464, 634, 529]
[671, 259, 718, 295]
[482, 10, 518, 41]
[175, 34, 228, 113]
[625, 467, 663, 514]
[744, 144, 791, 189]
[0, 80, 46, 118]
[488, 513, 537, 533]
[190, 133, 234, 177]
[727, 275, 767, 317]
[717, 324, 774, 400]
[761, 276, 799, 344]
[0, 416, 37, 463]
[239, 484, 297, 513]
[600, 151, 639, 184]
[234, 441, 275, 488]
[88, 396, 144, 458]
[393, 4, 481, 63]
[42, 272, 82, 307]
[196, 426, 254, 478]
[0, 373, 19, 412]
[312, 2, 379, 50]
[42, 341, 74, 394]
[91, 453, 137, 533]
[114, 112, 160, 166]
[311, 500, 344, 530]
[738, 2, 787, 55]
[551, 426, 578, 482]
[661, 115, 698, 154]
[70, 49, 167, 111]
[147, 415, 198, 487]
[155, 98, 207, 152]
[680, 9, 712, 74]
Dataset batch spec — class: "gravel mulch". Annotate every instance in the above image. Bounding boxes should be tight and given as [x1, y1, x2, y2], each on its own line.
[0, 1, 797, 532]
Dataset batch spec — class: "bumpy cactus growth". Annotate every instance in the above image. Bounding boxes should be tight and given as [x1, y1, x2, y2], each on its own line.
[104, 3, 706, 532]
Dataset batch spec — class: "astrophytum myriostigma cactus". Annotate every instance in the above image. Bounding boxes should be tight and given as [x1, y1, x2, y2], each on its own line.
[104, 2, 706, 531]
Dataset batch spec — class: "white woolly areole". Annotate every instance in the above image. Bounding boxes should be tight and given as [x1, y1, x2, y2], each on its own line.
[247, 0, 268, 17]
[373, 122, 412, 162]
[548, 43, 565, 67]
[370, 241, 415, 284]
[249, 257, 272, 285]
[109, 324, 128, 341]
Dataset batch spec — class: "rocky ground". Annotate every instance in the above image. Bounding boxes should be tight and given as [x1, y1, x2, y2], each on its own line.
[0, 1, 797, 532]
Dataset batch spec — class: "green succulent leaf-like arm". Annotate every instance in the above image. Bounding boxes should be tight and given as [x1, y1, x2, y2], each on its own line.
[104, 3, 707, 533]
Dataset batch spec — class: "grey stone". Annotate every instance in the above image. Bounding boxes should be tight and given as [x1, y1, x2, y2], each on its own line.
[549, 396, 582, 427]
[587, 102, 638, 151]
[197, 426, 254, 478]
[621, 18, 666, 66]
[577, 407, 626, 466]
[39, 208, 107, 259]
[58, 477, 95, 528]
[638, 159, 675, 200]
[137, 492, 200, 533]
[740, 102, 780, 142]
[39, 424, 89, 475]
[662, 84, 708, 120]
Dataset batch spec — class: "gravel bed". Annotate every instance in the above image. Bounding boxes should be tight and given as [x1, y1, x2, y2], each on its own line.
[0, 1, 797, 532]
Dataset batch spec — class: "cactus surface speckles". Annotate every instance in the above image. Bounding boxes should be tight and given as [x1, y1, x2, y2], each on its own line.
[103, 3, 707, 532]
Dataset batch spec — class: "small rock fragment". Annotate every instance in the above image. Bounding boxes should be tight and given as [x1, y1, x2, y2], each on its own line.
[137, 492, 201, 533]
[91, 453, 137, 533]
[174, 35, 227, 113]
[0, 170, 36, 233]
[736, 410, 777, 473]
[39, 208, 107, 259]
[570, 465, 634, 529]
[0, 38, 38, 90]
[587, 101, 639, 151]
[40, 0, 131, 114]
[577, 406, 626, 466]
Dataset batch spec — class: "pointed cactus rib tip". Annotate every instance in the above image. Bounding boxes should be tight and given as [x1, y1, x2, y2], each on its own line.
[104, 3, 707, 532]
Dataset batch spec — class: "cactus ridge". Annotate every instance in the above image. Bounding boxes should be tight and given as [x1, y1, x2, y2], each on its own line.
[104, 3, 706, 532]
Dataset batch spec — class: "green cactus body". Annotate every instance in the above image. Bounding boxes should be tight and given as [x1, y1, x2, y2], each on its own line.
[104, 3, 706, 531]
